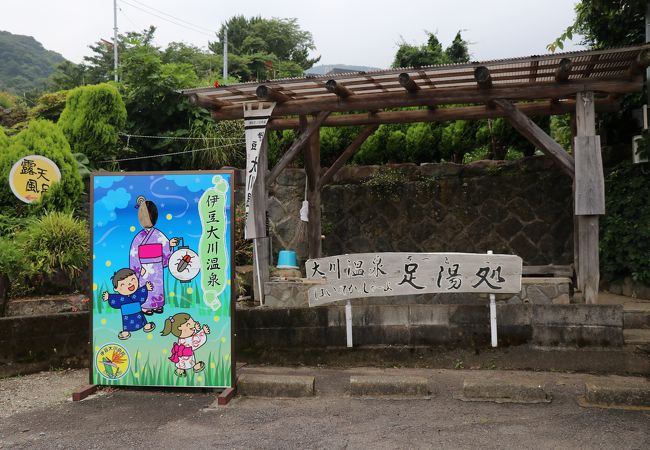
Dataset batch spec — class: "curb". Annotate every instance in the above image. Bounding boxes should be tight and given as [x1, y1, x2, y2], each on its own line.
[237, 374, 315, 397]
[458, 377, 551, 404]
[349, 375, 430, 398]
[581, 379, 650, 409]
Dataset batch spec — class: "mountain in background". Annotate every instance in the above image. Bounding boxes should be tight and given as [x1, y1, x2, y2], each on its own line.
[0, 30, 66, 94]
[305, 64, 382, 76]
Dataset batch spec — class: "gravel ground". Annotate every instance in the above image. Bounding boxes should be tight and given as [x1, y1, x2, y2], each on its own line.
[0, 367, 649, 449]
[0, 369, 87, 419]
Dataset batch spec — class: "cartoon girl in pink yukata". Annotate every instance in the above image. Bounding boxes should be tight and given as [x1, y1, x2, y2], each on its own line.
[161, 312, 211, 377]
[130, 195, 180, 315]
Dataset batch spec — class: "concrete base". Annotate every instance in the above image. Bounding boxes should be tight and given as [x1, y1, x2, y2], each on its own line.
[349, 375, 429, 398]
[237, 374, 315, 397]
[460, 376, 550, 403]
[582, 377, 650, 408]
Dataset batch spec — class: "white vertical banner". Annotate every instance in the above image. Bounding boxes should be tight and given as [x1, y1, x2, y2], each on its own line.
[244, 102, 275, 239]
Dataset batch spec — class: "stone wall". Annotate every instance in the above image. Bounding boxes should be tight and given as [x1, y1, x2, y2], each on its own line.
[263, 156, 573, 266]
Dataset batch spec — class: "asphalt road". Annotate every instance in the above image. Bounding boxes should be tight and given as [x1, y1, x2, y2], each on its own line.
[1, 367, 649, 449]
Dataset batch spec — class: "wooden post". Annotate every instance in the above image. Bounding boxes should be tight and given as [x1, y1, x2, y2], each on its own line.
[252, 134, 270, 305]
[570, 113, 580, 287]
[304, 121, 322, 259]
[575, 91, 604, 305]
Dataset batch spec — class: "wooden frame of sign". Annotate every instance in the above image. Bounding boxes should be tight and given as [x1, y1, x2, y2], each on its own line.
[76, 171, 236, 401]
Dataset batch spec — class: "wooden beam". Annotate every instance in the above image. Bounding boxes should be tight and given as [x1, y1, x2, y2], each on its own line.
[555, 58, 572, 82]
[256, 85, 291, 103]
[628, 49, 650, 77]
[399, 73, 420, 92]
[304, 124, 322, 259]
[209, 78, 642, 120]
[474, 66, 492, 89]
[267, 99, 618, 130]
[318, 125, 378, 189]
[266, 111, 330, 188]
[494, 99, 575, 177]
[188, 93, 231, 110]
[325, 80, 354, 98]
[575, 91, 602, 305]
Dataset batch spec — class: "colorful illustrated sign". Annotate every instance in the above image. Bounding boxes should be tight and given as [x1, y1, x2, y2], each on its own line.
[91, 171, 234, 388]
[9, 155, 61, 203]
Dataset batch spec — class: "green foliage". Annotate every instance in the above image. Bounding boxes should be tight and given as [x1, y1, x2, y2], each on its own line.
[234, 204, 253, 266]
[210, 16, 319, 79]
[0, 127, 8, 149]
[406, 123, 439, 163]
[48, 60, 87, 91]
[548, 0, 645, 51]
[58, 83, 126, 168]
[550, 114, 572, 153]
[0, 30, 65, 94]
[601, 162, 650, 283]
[362, 168, 405, 201]
[29, 89, 69, 122]
[0, 120, 83, 217]
[440, 120, 479, 163]
[385, 130, 407, 162]
[0, 212, 89, 295]
[268, 129, 297, 167]
[187, 118, 246, 169]
[392, 31, 470, 68]
[0, 91, 17, 109]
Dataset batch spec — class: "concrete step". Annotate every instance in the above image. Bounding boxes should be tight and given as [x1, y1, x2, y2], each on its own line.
[581, 377, 650, 408]
[624, 310, 650, 330]
[349, 375, 429, 398]
[237, 374, 315, 397]
[459, 375, 551, 404]
[624, 329, 650, 345]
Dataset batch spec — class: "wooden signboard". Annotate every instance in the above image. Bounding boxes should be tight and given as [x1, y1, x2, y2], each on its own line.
[90, 171, 235, 389]
[306, 252, 522, 306]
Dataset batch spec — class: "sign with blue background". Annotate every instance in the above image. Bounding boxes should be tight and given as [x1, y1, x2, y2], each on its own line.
[91, 171, 234, 388]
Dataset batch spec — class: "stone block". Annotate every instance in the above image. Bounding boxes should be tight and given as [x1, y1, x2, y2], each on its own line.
[584, 378, 650, 407]
[461, 376, 550, 403]
[350, 375, 429, 397]
[263, 282, 310, 308]
[407, 305, 451, 326]
[552, 294, 571, 305]
[532, 325, 623, 347]
[532, 305, 623, 327]
[238, 374, 315, 397]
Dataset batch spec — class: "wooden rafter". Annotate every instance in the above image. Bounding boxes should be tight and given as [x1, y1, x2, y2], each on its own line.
[265, 111, 330, 187]
[210, 78, 640, 120]
[266, 99, 618, 130]
[474, 66, 492, 89]
[399, 73, 420, 93]
[325, 80, 354, 98]
[494, 99, 575, 177]
[555, 58, 572, 82]
[256, 85, 291, 103]
[318, 125, 378, 189]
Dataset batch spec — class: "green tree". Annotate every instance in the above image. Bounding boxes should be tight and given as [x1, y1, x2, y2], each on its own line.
[58, 83, 126, 168]
[445, 31, 470, 63]
[0, 120, 83, 217]
[392, 31, 469, 68]
[0, 127, 9, 149]
[209, 16, 319, 80]
[30, 90, 69, 122]
[48, 60, 87, 91]
[549, 0, 645, 51]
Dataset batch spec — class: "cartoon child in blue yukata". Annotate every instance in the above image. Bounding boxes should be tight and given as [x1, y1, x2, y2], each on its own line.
[102, 268, 156, 340]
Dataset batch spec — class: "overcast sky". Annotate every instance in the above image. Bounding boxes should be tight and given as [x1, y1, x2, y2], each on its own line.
[2, 0, 584, 68]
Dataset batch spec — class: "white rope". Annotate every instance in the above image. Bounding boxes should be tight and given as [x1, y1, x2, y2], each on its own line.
[100, 142, 244, 163]
[119, 132, 245, 141]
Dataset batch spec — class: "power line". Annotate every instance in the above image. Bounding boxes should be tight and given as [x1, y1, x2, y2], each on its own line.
[127, 0, 215, 34]
[101, 142, 244, 163]
[119, 0, 215, 38]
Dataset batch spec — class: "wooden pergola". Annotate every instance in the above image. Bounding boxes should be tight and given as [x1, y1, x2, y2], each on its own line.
[182, 44, 650, 305]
